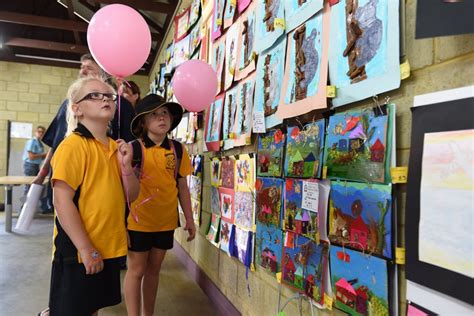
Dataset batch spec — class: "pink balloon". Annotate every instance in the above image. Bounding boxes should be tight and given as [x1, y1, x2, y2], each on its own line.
[172, 60, 218, 112]
[87, 4, 151, 78]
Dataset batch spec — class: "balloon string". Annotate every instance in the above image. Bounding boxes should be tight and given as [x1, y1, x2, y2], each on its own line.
[116, 76, 124, 139]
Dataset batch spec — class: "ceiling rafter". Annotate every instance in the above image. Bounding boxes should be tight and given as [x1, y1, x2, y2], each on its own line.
[64, 0, 83, 45]
[0, 11, 88, 32]
[89, 0, 175, 14]
[5, 38, 89, 54]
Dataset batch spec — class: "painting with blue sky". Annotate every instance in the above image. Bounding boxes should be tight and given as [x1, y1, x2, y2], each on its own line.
[257, 129, 285, 177]
[235, 2, 256, 80]
[255, 0, 285, 53]
[256, 177, 284, 228]
[255, 224, 283, 275]
[285, 0, 324, 32]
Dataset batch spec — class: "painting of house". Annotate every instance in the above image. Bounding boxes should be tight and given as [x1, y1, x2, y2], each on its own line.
[350, 215, 369, 249]
[291, 151, 304, 176]
[257, 129, 285, 177]
[294, 266, 304, 289]
[370, 138, 385, 162]
[349, 138, 365, 153]
[255, 224, 282, 275]
[255, 177, 284, 227]
[303, 152, 316, 176]
[261, 248, 278, 272]
[356, 286, 369, 315]
[338, 139, 348, 151]
[283, 254, 296, 282]
[335, 278, 356, 308]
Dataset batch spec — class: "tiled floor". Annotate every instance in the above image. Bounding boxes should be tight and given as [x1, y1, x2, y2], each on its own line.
[0, 212, 218, 315]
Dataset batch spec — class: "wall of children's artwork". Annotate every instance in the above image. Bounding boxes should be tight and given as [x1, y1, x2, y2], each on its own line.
[143, 0, 474, 314]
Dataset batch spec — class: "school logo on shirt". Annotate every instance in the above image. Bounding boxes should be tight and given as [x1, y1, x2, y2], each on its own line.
[165, 153, 176, 170]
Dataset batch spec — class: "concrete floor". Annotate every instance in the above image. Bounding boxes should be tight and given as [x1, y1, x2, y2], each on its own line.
[0, 212, 218, 316]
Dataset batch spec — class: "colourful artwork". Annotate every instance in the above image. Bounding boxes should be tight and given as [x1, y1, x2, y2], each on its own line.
[158, 63, 166, 96]
[220, 219, 234, 255]
[222, 86, 239, 150]
[234, 191, 254, 230]
[323, 105, 392, 183]
[207, 213, 221, 247]
[277, 5, 330, 119]
[232, 74, 255, 147]
[282, 235, 326, 305]
[211, 186, 221, 214]
[253, 36, 286, 130]
[219, 187, 235, 223]
[284, 120, 325, 178]
[238, 0, 252, 13]
[284, 179, 320, 241]
[174, 7, 190, 41]
[189, 175, 202, 223]
[329, 0, 400, 107]
[210, 158, 221, 187]
[173, 33, 191, 68]
[223, 0, 236, 28]
[235, 154, 255, 192]
[257, 129, 285, 177]
[165, 42, 174, 73]
[205, 94, 225, 151]
[233, 227, 253, 267]
[330, 245, 389, 316]
[329, 181, 393, 258]
[224, 22, 240, 90]
[220, 157, 235, 189]
[211, 0, 225, 41]
[189, 18, 202, 57]
[191, 154, 203, 178]
[284, 0, 324, 32]
[235, 2, 256, 81]
[255, 177, 284, 227]
[255, 224, 283, 275]
[190, 0, 202, 27]
[211, 38, 225, 93]
[255, 0, 285, 53]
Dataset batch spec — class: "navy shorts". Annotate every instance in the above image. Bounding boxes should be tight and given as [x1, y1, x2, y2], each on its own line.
[128, 230, 175, 252]
[48, 258, 121, 316]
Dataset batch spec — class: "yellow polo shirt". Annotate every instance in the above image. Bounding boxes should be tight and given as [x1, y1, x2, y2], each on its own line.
[128, 135, 191, 232]
[51, 123, 127, 262]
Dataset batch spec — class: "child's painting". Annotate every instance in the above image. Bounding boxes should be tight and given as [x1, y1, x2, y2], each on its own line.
[257, 129, 285, 177]
[158, 64, 166, 96]
[323, 105, 392, 183]
[191, 154, 203, 178]
[277, 5, 330, 119]
[220, 219, 234, 255]
[330, 245, 389, 316]
[165, 42, 174, 73]
[234, 191, 254, 230]
[189, 18, 202, 57]
[255, 224, 283, 275]
[232, 227, 253, 267]
[211, 0, 225, 41]
[329, 181, 393, 258]
[189, 175, 202, 223]
[205, 94, 225, 151]
[284, 179, 320, 242]
[223, 0, 236, 28]
[255, 0, 285, 53]
[284, 120, 325, 178]
[222, 86, 239, 150]
[190, 0, 202, 27]
[173, 33, 191, 68]
[207, 213, 221, 247]
[220, 157, 235, 189]
[232, 74, 255, 147]
[211, 38, 225, 93]
[238, 0, 252, 13]
[185, 111, 197, 144]
[329, 0, 400, 107]
[235, 154, 255, 192]
[253, 37, 286, 130]
[219, 187, 235, 223]
[224, 22, 240, 90]
[235, 2, 256, 81]
[256, 177, 284, 227]
[211, 186, 221, 214]
[210, 158, 221, 187]
[285, 0, 324, 32]
[174, 7, 190, 41]
[282, 235, 326, 305]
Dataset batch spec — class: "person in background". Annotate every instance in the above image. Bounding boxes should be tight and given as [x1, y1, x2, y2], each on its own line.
[122, 80, 141, 109]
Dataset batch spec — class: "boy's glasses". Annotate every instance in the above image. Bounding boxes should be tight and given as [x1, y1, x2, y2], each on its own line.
[77, 92, 117, 103]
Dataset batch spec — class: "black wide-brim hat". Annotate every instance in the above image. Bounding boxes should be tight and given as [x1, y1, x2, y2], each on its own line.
[130, 93, 183, 138]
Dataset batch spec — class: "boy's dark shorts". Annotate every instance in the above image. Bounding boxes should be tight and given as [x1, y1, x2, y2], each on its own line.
[49, 258, 121, 316]
[128, 230, 175, 252]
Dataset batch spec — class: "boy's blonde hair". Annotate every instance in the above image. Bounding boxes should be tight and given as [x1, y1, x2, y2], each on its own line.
[65, 76, 116, 136]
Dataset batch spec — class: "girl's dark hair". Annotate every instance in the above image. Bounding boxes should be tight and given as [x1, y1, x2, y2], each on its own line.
[125, 81, 141, 103]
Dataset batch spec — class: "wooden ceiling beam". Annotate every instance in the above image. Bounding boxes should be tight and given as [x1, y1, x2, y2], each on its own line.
[89, 0, 175, 14]
[65, 0, 83, 45]
[0, 11, 88, 32]
[5, 38, 89, 54]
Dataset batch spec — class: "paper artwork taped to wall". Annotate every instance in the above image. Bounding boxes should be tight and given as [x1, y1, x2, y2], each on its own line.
[205, 94, 225, 151]
[174, 7, 190, 42]
[220, 157, 235, 189]
[238, 0, 252, 13]
[190, 0, 202, 27]
[277, 5, 330, 119]
[211, 0, 225, 41]
[207, 213, 221, 247]
[284, 120, 325, 178]
[165, 42, 174, 73]
[257, 129, 285, 177]
[223, 0, 236, 29]
[284, 179, 321, 241]
[189, 17, 202, 57]
[235, 2, 256, 81]
[232, 227, 253, 267]
[191, 154, 203, 178]
[329, 0, 400, 107]
[255, 0, 285, 53]
[210, 158, 221, 187]
[256, 224, 283, 275]
[232, 74, 256, 147]
[234, 191, 254, 230]
[235, 154, 255, 192]
[253, 37, 286, 130]
[329, 181, 393, 259]
[219, 187, 235, 223]
[323, 105, 392, 183]
[189, 175, 202, 223]
[220, 220, 234, 255]
[222, 86, 239, 149]
[224, 22, 240, 90]
[173, 33, 191, 68]
[211, 186, 221, 214]
[211, 38, 225, 93]
[282, 235, 327, 304]
[330, 245, 389, 316]
[285, 0, 324, 32]
[256, 177, 284, 228]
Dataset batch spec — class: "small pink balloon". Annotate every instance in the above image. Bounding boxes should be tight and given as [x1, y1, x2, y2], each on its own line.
[172, 60, 217, 112]
[87, 4, 151, 78]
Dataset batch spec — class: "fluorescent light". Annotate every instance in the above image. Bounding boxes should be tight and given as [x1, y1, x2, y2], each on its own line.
[57, 0, 90, 23]
[15, 54, 81, 64]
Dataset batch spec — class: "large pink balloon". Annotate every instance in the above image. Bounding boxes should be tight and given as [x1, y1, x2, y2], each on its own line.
[87, 4, 151, 78]
[172, 60, 218, 112]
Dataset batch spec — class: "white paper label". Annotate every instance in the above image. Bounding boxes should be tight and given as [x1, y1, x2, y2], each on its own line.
[252, 112, 266, 133]
[302, 181, 319, 212]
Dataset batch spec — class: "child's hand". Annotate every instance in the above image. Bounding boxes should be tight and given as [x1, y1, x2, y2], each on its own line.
[116, 139, 133, 169]
[184, 220, 196, 242]
[80, 248, 104, 275]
